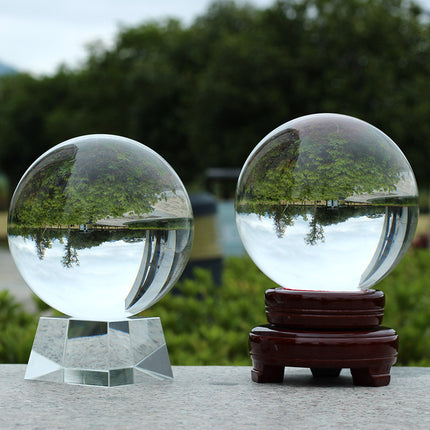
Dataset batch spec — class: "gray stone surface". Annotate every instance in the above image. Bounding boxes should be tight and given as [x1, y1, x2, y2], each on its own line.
[0, 248, 35, 311]
[0, 365, 428, 429]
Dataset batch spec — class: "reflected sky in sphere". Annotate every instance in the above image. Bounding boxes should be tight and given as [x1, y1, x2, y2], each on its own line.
[9, 234, 143, 320]
[236, 212, 384, 291]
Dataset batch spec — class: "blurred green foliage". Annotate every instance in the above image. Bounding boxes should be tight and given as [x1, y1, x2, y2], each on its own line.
[0, 173, 9, 210]
[380, 249, 430, 366]
[144, 252, 430, 366]
[143, 257, 275, 365]
[0, 291, 38, 363]
[1, 0, 430, 202]
[0, 252, 429, 366]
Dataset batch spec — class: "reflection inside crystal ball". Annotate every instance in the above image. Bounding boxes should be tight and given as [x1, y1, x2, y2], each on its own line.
[235, 113, 418, 292]
[7, 134, 193, 320]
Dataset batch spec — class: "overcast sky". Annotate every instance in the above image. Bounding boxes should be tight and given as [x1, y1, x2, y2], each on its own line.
[1, 0, 430, 76]
[0, 0, 273, 75]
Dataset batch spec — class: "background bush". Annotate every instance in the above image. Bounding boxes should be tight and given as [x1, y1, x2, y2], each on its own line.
[1, 0, 430, 194]
[380, 249, 430, 366]
[0, 291, 38, 363]
[1, 252, 429, 366]
[144, 252, 430, 367]
[143, 257, 275, 365]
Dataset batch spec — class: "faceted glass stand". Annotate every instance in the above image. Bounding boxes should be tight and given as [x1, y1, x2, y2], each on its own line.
[25, 316, 173, 387]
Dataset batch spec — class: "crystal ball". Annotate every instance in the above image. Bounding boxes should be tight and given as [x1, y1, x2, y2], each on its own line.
[235, 113, 419, 292]
[8, 134, 194, 320]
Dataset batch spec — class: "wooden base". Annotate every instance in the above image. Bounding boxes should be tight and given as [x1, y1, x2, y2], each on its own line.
[249, 288, 398, 386]
[265, 288, 385, 329]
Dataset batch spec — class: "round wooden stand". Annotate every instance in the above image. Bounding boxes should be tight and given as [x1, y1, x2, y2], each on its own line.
[249, 288, 398, 386]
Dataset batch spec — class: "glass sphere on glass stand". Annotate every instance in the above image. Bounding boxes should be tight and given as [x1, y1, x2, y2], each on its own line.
[8, 134, 193, 386]
[236, 113, 418, 386]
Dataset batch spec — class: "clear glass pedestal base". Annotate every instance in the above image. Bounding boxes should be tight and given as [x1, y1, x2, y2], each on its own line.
[25, 316, 173, 386]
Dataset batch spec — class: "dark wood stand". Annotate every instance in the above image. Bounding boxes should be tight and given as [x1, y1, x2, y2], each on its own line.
[249, 288, 398, 386]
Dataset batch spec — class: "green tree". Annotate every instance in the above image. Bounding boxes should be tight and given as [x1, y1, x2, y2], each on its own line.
[1, 0, 430, 192]
[237, 115, 412, 208]
[9, 139, 175, 228]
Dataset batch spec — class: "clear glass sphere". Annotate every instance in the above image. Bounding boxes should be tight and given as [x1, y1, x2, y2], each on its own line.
[8, 134, 193, 320]
[235, 113, 418, 292]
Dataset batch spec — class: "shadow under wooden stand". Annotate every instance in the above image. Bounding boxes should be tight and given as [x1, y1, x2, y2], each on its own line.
[249, 288, 398, 386]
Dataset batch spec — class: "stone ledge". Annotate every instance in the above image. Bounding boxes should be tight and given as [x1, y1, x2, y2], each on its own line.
[0, 365, 429, 429]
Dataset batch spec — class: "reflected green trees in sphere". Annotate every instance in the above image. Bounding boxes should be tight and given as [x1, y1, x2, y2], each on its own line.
[235, 113, 418, 292]
[7, 134, 193, 320]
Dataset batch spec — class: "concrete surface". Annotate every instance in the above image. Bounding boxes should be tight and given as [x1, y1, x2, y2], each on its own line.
[0, 365, 428, 429]
[0, 248, 35, 310]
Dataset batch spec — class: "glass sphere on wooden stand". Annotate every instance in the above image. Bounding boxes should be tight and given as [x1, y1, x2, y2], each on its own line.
[236, 113, 418, 386]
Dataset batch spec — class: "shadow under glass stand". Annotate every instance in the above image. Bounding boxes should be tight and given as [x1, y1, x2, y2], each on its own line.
[25, 316, 173, 387]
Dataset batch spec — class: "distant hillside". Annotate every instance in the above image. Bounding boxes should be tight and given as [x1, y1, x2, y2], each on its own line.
[0, 61, 17, 76]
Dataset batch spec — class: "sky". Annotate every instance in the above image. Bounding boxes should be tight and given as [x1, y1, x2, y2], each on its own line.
[0, 0, 273, 75]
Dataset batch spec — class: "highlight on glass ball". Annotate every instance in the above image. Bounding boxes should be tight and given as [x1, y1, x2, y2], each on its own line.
[235, 113, 418, 292]
[8, 134, 194, 320]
